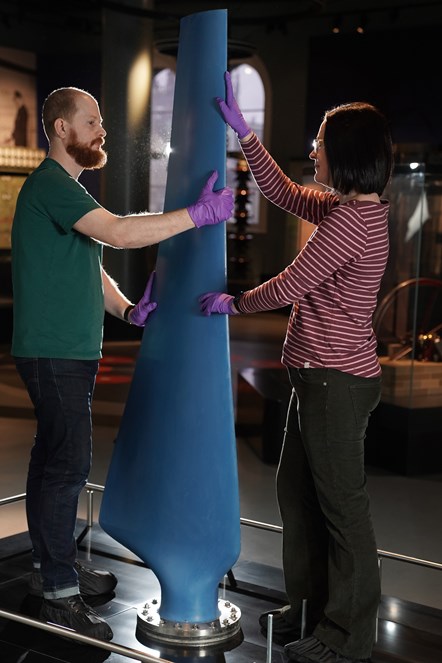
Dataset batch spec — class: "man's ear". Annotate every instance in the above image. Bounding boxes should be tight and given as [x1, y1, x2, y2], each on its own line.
[53, 117, 68, 139]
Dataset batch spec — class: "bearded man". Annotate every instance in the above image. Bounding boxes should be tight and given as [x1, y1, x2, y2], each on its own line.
[11, 86, 233, 641]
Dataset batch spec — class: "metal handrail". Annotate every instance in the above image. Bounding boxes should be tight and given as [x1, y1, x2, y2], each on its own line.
[0, 492, 26, 506]
[377, 549, 442, 571]
[0, 607, 172, 662]
[240, 516, 282, 533]
[241, 516, 442, 572]
[2, 485, 442, 572]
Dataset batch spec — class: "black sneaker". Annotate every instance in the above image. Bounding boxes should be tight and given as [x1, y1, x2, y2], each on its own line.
[29, 561, 117, 598]
[259, 605, 301, 646]
[40, 594, 113, 641]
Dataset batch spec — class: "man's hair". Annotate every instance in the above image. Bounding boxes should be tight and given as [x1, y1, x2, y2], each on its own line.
[323, 102, 393, 196]
[42, 87, 95, 141]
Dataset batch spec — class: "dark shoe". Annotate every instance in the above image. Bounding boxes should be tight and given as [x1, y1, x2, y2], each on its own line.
[284, 635, 371, 663]
[40, 594, 113, 641]
[259, 604, 301, 646]
[29, 561, 118, 598]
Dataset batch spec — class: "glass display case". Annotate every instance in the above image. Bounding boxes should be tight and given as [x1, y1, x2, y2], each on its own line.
[365, 163, 442, 474]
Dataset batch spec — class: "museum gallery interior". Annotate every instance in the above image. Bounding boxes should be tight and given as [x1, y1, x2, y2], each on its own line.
[0, 1, 442, 662]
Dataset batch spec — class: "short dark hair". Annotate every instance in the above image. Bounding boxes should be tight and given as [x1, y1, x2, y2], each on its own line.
[42, 87, 94, 141]
[323, 102, 393, 196]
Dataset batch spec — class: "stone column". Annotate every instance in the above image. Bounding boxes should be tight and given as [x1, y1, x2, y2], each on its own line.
[101, 0, 155, 302]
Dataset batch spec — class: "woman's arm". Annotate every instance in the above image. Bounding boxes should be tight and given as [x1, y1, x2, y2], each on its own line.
[240, 133, 337, 223]
[216, 71, 337, 223]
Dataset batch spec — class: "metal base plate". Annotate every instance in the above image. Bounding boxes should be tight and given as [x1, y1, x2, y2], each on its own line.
[136, 597, 242, 647]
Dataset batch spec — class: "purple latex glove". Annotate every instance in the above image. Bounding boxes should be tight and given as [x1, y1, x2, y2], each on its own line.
[199, 292, 239, 316]
[216, 71, 251, 139]
[128, 271, 157, 327]
[187, 170, 234, 228]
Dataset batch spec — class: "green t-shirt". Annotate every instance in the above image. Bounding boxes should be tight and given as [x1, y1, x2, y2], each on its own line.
[11, 158, 104, 359]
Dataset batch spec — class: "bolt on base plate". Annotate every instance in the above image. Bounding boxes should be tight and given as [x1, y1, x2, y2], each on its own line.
[137, 597, 242, 647]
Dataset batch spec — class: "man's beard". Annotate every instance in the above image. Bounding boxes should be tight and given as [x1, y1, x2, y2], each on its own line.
[66, 132, 107, 170]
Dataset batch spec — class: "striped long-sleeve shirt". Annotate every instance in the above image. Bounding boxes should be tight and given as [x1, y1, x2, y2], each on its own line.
[238, 133, 390, 378]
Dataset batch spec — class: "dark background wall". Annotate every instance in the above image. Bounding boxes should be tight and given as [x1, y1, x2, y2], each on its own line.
[306, 26, 442, 151]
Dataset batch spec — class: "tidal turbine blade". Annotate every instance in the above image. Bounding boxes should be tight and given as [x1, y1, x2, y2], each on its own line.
[99, 8, 240, 626]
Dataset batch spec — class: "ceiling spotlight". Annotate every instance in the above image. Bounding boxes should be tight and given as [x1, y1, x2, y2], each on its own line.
[332, 15, 341, 34]
[356, 15, 366, 34]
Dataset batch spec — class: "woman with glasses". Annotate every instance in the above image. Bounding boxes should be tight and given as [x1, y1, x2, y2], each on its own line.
[199, 71, 393, 663]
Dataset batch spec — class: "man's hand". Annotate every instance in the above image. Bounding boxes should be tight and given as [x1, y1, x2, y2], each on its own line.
[128, 271, 157, 327]
[187, 170, 234, 228]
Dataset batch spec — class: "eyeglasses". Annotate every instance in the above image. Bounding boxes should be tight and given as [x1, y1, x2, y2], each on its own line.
[312, 138, 325, 152]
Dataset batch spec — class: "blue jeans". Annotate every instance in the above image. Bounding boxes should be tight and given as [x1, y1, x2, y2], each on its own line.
[14, 357, 98, 599]
[277, 367, 381, 659]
